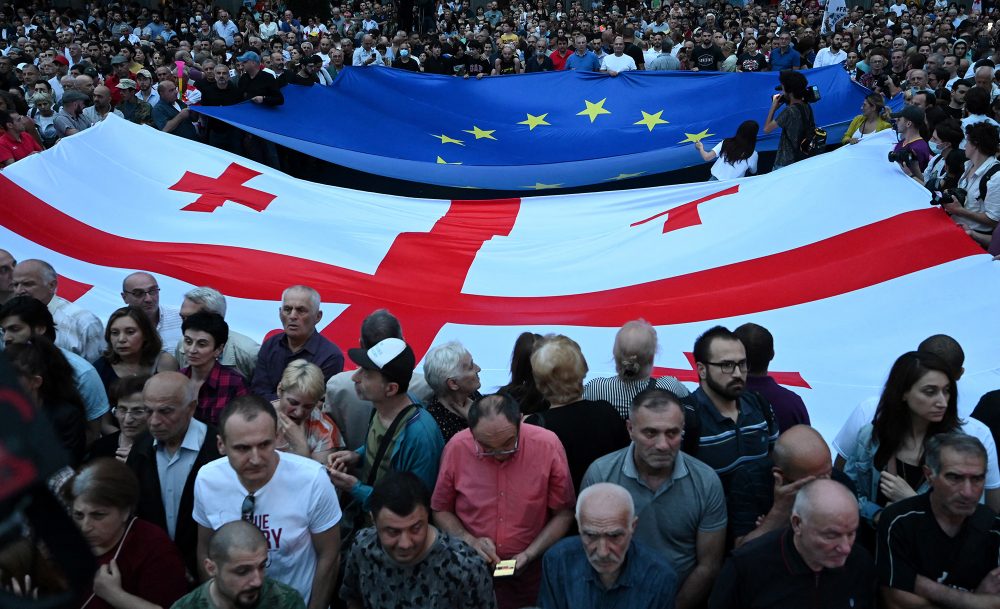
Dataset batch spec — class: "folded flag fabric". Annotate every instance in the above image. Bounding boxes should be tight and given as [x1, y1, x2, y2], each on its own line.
[196, 65, 885, 190]
[1, 116, 996, 442]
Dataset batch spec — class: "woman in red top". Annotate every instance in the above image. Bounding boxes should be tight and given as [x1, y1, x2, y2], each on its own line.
[68, 458, 188, 609]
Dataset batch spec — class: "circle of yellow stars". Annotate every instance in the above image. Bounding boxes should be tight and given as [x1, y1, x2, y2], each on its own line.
[428, 99, 716, 189]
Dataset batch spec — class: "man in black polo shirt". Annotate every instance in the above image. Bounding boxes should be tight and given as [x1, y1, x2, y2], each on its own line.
[709, 479, 876, 609]
[682, 325, 778, 490]
[198, 64, 242, 154]
[876, 433, 1000, 608]
[235, 50, 283, 168]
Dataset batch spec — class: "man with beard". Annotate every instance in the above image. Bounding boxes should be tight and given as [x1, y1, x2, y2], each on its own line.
[172, 519, 305, 609]
[581, 389, 726, 609]
[82, 85, 124, 123]
[812, 33, 846, 67]
[52, 90, 92, 139]
[681, 326, 778, 492]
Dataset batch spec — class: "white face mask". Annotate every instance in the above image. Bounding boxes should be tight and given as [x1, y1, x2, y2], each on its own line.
[929, 140, 941, 154]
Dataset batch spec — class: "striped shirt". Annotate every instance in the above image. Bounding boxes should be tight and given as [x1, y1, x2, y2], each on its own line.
[583, 375, 691, 420]
[683, 387, 778, 484]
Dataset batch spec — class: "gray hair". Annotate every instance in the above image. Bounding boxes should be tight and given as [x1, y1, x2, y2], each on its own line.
[926, 433, 986, 475]
[423, 341, 470, 394]
[281, 285, 321, 311]
[184, 286, 227, 317]
[20, 259, 57, 283]
[576, 482, 635, 522]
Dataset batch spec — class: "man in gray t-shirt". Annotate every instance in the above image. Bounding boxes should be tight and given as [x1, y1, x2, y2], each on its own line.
[581, 388, 726, 609]
[52, 90, 94, 139]
[341, 471, 497, 609]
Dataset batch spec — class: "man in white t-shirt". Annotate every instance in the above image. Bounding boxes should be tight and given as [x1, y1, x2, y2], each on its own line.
[833, 334, 1000, 512]
[601, 36, 637, 76]
[194, 395, 342, 609]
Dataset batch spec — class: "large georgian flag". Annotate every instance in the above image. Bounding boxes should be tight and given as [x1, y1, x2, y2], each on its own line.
[2, 116, 998, 441]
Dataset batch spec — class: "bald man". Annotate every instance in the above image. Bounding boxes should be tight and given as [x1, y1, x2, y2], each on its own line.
[539, 482, 678, 608]
[127, 372, 221, 576]
[709, 479, 876, 609]
[728, 425, 855, 548]
[172, 520, 305, 609]
[11, 258, 104, 361]
[121, 271, 182, 351]
[0, 249, 15, 304]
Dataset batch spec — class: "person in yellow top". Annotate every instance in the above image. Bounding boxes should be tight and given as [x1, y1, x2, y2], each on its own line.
[843, 93, 892, 144]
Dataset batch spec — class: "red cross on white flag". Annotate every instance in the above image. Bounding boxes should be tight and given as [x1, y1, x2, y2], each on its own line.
[2, 117, 998, 441]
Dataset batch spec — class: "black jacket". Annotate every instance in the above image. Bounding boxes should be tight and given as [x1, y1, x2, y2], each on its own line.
[126, 424, 221, 576]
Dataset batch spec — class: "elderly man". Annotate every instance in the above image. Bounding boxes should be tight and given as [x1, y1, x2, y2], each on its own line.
[251, 285, 343, 400]
[171, 519, 305, 608]
[127, 372, 221, 575]
[582, 388, 726, 609]
[876, 433, 1000, 608]
[153, 79, 198, 140]
[728, 425, 851, 548]
[194, 396, 342, 609]
[52, 89, 92, 138]
[432, 393, 576, 609]
[175, 287, 259, 380]
[353, 34, 382, 66]
[0, 249, 14, 304]
[539, 482, 678, 608]
[709, 479, 876, 608]
[325, 309, 432, 451]
[11, 259, 103, 362]
[341, 471, 497, 609]
[121, 271, 183, 352]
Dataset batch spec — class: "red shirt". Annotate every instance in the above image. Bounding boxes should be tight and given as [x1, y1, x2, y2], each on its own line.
[431, 423, 576, 558]
[550, 49, 572, 71]
[0, 131, 43, 165]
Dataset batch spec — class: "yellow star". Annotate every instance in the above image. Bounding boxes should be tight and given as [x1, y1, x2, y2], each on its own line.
[518, 113, 551, 131]
[678, 129, 715, 144]
[436, 156, 462, 165]
[522, 182, 564, 190]
[605, 172, 646, 181]
[577, 98, 612, 123]
[463, 126, 497, 140]
[430, 133, 465, 145]
[634, 110, 669, 132]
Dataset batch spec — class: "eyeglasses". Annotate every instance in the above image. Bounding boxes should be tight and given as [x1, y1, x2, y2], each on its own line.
[113, 406, 149, 419]
[706, 360, 749, 374]
[241, 493, 255, 521]
[125, 287, 160, 298]
[475, 431, 520, 458]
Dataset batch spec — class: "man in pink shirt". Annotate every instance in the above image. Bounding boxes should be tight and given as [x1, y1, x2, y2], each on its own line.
[432, 393, 575, 609]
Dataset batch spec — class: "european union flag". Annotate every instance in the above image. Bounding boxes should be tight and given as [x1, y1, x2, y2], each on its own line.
[197, 65, 886, 190]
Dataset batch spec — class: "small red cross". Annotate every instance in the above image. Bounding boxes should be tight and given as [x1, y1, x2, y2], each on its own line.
[169, 163, 277, 213]
[653, 352, 811, 389]
[631, 184, 740, 234]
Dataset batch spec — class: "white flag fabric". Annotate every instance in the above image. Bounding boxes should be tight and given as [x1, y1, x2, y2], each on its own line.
[822, 0, 849, 34]
[2, 116, 999, 442]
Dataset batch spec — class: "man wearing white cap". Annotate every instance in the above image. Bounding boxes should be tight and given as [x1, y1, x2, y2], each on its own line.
[327, 337, 444, 535]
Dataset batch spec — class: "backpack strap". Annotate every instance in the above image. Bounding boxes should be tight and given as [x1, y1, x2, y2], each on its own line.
[364, 404, 417, 487]
[978, 162, 1000, 206]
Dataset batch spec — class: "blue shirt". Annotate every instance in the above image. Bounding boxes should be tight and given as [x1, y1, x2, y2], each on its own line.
[538, 537, 678, 609]
[250, 330, 344, 400]
[155, 417, 207, 540]
[769, 46, 801, 71]
[564, 51, 601, 72]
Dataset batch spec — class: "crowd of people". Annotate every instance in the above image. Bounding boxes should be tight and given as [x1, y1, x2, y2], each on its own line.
[1, 250, 1000, 609]
[2, 0, 1000, 607]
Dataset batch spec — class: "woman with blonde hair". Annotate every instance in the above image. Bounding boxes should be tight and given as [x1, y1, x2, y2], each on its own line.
[273, 359, 343, 464]
[526, 334, 628, 492]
